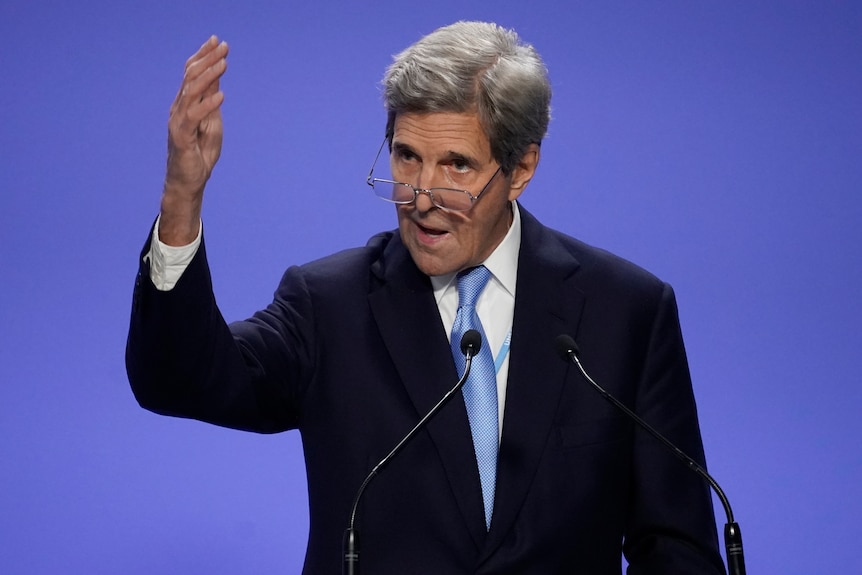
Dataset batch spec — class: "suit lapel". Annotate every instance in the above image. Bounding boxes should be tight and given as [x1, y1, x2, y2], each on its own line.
[479, 207, 585, 562]
[367, 233, 489, 550]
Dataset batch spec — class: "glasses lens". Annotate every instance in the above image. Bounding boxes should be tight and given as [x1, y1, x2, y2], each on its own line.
[429, 189, 473, 211]
[372, 181, 415, 204]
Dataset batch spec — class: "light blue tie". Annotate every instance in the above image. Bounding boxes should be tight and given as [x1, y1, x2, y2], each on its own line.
[450, 265, 498, 530]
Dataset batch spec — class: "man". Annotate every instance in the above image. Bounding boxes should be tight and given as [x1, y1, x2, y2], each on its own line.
[127, 22, 725, 574]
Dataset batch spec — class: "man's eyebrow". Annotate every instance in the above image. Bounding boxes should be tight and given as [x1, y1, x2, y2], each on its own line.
[391, 141, 416, 156]
[441, 150, 480, 167]
[390, 141, 482, 167]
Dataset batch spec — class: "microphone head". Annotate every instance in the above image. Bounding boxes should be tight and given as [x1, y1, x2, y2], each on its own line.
[555, 334, 579, 361]
[460, 329, 482, 356]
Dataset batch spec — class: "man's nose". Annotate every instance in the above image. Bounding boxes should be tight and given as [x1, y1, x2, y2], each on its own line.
[411, 164, 442, 212]
[413, 188, 437, 212]
[413, 163, 445, 189]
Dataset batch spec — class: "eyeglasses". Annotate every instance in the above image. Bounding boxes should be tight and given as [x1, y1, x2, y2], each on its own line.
[366, 137, 502, 212]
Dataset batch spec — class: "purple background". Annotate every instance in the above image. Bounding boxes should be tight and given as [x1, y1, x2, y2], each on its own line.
[2, 1, 860, 573]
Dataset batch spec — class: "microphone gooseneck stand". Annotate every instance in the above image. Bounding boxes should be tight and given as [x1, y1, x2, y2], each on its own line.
[555, 334, 746, 575]
[342, 330, 483, 575]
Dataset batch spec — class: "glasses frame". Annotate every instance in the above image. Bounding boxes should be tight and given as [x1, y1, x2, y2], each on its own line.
[366, 137, 502, 212]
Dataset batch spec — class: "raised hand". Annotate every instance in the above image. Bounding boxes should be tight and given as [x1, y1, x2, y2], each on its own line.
[159, 36, 229, 246]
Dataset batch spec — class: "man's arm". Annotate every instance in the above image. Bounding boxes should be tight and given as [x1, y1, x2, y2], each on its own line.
[126, 38, 305, 432]
[623, 282, 726, 574]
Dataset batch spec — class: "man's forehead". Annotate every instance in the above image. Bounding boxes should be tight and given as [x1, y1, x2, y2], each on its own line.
[392, 111, 492, 161]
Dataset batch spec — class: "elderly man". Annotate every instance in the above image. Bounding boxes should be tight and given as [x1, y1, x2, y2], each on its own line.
[127, 21, 725, 574]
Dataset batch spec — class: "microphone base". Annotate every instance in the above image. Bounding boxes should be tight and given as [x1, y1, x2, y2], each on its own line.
[343, 527, 360, 575]
[724, 522, 745, 575]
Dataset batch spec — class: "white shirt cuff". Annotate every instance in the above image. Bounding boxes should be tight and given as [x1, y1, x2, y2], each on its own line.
[144, 215, 202, 291]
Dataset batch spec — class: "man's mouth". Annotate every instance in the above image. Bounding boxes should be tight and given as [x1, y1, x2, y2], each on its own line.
[413, 220, 449, 247]
[417, 222, 448, 237]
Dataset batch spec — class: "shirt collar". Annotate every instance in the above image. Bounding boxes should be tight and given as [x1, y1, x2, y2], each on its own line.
[430, 201, 522, 302]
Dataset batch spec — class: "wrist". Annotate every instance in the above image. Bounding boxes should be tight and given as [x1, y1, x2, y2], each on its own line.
[159, 184, 203, 246]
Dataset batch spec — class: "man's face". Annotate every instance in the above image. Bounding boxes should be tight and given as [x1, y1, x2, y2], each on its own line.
[392, 111, 535, 277]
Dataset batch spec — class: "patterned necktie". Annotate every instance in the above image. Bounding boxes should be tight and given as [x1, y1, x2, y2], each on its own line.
[450, 265, 498, 530]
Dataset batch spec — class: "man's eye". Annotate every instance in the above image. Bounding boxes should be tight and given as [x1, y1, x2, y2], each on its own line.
[451, 160, 471, 173]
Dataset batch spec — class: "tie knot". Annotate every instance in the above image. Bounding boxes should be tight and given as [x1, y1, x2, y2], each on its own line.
[456, 265, 491, 307]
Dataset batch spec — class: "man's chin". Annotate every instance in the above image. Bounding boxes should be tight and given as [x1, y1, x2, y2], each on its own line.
[406, 245, 462, 277]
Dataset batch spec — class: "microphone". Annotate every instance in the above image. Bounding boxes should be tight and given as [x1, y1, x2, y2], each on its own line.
[343, 329, 483, 575]
[555, 334, 745, 575]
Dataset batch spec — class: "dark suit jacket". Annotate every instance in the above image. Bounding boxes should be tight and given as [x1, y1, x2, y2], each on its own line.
[126, 206, 724, 574]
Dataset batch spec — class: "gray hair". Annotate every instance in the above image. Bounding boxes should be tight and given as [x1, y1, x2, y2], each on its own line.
[383, 21, 551, 174]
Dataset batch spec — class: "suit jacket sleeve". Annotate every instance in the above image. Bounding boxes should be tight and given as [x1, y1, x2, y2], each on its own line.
[621, 282, 725, 574]
[125, 227, 312, 433]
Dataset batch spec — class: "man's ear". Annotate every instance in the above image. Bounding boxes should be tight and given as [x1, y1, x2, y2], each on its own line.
[508, 143, 540, 201]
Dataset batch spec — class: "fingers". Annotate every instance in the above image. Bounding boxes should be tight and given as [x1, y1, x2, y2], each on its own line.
[184, 37, 228, 94]
[185, 35, 223, 70]
[172, 37, 229, 119]
[186, 61, 226, 125]
[169, 37, 228, 150]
